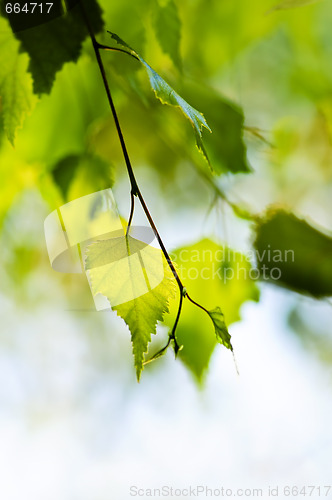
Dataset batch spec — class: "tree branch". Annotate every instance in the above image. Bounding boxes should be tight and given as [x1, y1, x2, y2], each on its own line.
[78, 1, 184, 293]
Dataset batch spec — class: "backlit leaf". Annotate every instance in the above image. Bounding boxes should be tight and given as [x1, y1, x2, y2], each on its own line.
[108, 31, 211, 164]
[85, 234, 176, 380]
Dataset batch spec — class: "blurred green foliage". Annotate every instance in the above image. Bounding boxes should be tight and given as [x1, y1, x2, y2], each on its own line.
[254, 210, 332, 298]
[166, 240, 259, 382]
[1, 0, 332, 381]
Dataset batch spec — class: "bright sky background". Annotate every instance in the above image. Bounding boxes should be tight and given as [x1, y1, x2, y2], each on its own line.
[1, 279, 332, 500]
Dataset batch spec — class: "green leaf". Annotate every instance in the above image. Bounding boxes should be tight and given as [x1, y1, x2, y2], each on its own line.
[7, 0, 104, 95]
[253, 209, 332, 297]
[267, 0, 322, 13]
[208, 307, 232, 351]
[108, 31, 211, 164]
[182, 83, 250, 174]
[154, 0, 182, 70]
[0, 18, 36, 144]
[15, 54, 109, 167]
[85, 235, 176, 380]
[167, 239, 259, 382]
[51, 153, 114, 201]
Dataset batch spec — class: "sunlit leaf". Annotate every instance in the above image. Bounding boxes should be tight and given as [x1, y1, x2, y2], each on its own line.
[15, 55, 109, 167]
[85, 235, 176, 380]
[0, 18, 36, 144]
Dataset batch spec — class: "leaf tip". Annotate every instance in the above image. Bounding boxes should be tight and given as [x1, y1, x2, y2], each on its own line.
[136, 369, 142, 382]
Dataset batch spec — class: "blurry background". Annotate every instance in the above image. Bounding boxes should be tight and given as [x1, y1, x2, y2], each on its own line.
[1, 0, 332, 498]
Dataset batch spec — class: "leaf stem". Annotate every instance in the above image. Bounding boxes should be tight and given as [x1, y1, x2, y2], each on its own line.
[96, 42, 140, 61]
[186, 292, 210, 315]
[78, 2, 138, 195]
[170, 290, 184, 355]
[126, 190, 135, 236]
[136, 189, 183, 290]
[186, 291, 225, 342]
[144, 289, 183, 365]
[143, 336, 171, 366]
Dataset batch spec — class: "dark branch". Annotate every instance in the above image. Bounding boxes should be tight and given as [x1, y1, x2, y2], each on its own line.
[78, 1, 184, 293]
